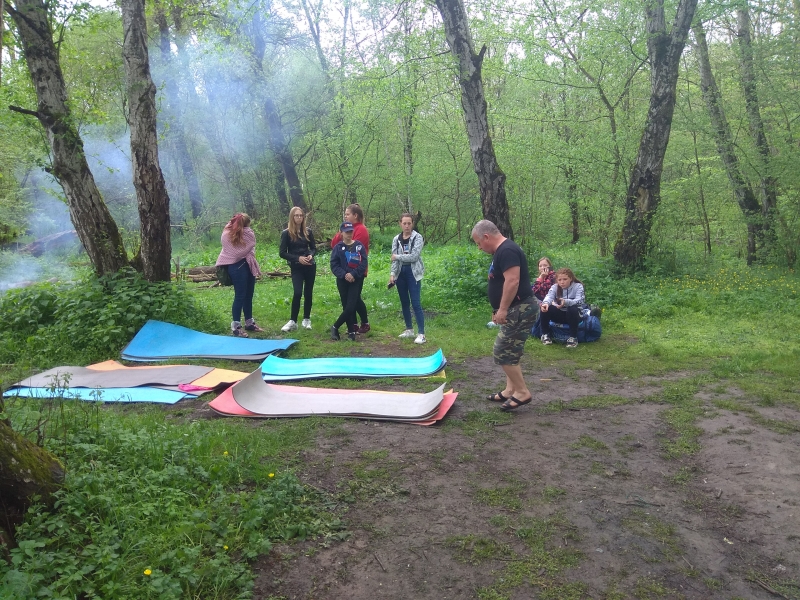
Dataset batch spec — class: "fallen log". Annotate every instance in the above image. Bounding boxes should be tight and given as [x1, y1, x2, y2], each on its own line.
[19, 230, 78, 256]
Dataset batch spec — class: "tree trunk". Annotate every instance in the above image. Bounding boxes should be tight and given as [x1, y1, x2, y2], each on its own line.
[264, 97, 307, 211]
[273, 159, 290, 216]
[6, 0, 128, 276]
[613, 0, 698, 269]
[736, 8, 778, 257]
[154, 1, 203, 220]
[693, 23, 762, 264]
[122, 0, 172, 282]
[0, 419, 64, 542]
[247, 11, 307, 212]
[433, 0, 513, 238]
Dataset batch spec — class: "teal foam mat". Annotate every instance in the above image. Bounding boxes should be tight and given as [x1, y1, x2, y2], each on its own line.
[7, 386, 194, 404]
[260, 349, 446, 380]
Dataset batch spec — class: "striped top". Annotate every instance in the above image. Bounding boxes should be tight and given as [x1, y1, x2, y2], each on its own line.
[215, 227, 261, 277]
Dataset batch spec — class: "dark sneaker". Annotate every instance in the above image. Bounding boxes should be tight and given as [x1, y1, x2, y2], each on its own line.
[348, 331, 357, 341]
[330, 326, 340, 341]
[541, 334, 552, 345]
[232, 327, 248, 338]
[357, 323, 371, 334]
[566, 337, 578, 348]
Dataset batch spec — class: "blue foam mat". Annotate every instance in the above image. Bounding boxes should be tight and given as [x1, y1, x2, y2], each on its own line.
[7, 387, 194, 404]
[261, 349, 446, 380]
[122, 320, 297, 361]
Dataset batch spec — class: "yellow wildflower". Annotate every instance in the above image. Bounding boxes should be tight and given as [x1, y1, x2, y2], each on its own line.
[144, 569, 152, 576]
[268, 473, 275, 478]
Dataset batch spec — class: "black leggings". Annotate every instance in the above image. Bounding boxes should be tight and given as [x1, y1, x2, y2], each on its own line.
[356, 295, 368, 325]
[334, 278, 364, 333]
[540, 305, 580, 337]
[290, 264, 316, 321]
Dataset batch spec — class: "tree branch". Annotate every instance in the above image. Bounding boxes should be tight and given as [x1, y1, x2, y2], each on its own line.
[9, 104, 42, 118]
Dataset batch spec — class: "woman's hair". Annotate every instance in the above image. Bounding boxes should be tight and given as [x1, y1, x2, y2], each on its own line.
[538, 256, 554, 270]
[225, 213, 251, 246]
[554, 267, 582, 298]
[347, 203, 364, 223]
[400, 212, 414, 222]
[287, 206, 307, 242]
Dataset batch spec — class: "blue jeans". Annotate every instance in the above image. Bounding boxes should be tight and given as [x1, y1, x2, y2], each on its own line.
[395, 265, 424, 334]
[228, 259, 255, 322]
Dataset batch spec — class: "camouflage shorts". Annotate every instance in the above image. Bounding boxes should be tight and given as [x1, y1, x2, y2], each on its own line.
[493, 301, 539, 366]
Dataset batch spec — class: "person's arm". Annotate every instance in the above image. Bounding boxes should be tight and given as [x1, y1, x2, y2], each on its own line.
[330, 246, 346, 279]
[563, 283, 585, 307]
[353, 225, 370, 251]
[278, 230, 297, 263]
[352, 246, 368, 278]
[392, 233, 423, 263]
[541, 283, 557, 312]
[307, 229, 317, 258]
[493, 266, 520, 324]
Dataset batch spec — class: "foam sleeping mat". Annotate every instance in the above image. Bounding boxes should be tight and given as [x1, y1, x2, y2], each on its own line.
[122, 320, 297, 361]
[208, 385, 457, 425]
[228, 369, 446, 419]
[14, 364, 213, 389]
[260, 349, 447, 380]
[7, 386, 195, 404]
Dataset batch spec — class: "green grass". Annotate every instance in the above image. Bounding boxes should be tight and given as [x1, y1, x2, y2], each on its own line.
[0, 398, 345, 599]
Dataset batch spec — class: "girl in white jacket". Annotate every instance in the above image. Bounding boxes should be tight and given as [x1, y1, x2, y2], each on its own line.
[389, 214, 426, 344]
[541, 268, 585, 348]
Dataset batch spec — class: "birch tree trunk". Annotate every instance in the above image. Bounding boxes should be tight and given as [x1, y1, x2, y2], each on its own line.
[122, 0, 172, 282]
[433, 0, 513, 238]
[613, 0, 698, 269]
[5, 0, 128, 276]
[693, 23, 762, 264]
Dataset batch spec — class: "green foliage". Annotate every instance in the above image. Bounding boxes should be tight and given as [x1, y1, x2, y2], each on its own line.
[0, 402, 343, 599]
[425, 244, 491, 307]
[0, 268, 216, 366]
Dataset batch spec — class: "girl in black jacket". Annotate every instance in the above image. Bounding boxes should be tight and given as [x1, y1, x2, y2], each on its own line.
[279, 207, 317, 331]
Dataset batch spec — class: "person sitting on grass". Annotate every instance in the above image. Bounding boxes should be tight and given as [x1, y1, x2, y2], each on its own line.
[330, 222, 368, 341]
[532, 256, 556, 304]
[540, 267, 585, 348]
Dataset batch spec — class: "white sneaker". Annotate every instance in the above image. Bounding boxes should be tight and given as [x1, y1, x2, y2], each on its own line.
[414, 334, 427, 344]
[301, 319, 312, 330]
[399, 329, 415, 338]
[281, 320, 297, 332]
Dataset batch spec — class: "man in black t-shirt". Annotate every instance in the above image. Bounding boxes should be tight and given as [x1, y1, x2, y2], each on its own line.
[472, 220, 539, 411]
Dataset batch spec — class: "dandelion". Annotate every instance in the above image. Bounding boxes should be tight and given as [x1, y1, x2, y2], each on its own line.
[144, 569, 152, 576]
[268, 473, 275, 478]
[223, 545, 229, 550]
[223, 451, 229, 456]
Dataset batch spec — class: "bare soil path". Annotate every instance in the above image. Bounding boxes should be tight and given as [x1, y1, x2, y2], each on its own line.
[244, 356, 800, 600]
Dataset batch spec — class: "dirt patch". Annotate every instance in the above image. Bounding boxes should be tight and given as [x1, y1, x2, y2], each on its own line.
[242, 357, 799, 599]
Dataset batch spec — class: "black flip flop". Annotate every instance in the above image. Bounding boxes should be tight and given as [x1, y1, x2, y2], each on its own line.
[487, 391, 508, 402]
[500, 396, 532, 411]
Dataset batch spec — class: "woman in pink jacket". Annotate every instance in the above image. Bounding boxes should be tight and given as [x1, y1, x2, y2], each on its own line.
[215, 213, 263, 336]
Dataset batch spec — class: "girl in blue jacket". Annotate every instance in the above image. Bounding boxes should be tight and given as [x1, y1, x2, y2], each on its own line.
[329, 222, 368, 341]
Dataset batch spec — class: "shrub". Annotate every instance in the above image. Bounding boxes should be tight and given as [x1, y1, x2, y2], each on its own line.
[0, 268, 217, 366]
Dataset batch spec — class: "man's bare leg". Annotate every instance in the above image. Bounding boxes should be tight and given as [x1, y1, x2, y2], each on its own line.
[501, 363, 531, 403]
